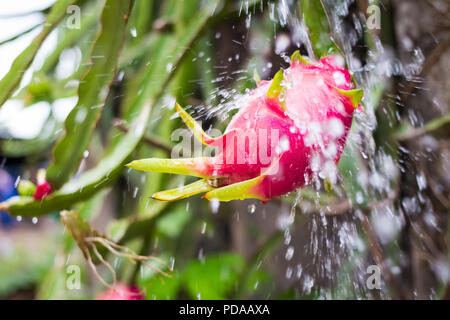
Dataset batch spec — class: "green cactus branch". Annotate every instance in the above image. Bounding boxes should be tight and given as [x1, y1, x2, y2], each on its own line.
[0, 0, 221, 217]
[0, 0, 79, 108]
[46, 0, 134, 190]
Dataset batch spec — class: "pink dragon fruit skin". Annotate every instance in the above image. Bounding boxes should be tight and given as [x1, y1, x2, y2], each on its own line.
[126, 52, 363, 202]
[96, 284, 144, 300]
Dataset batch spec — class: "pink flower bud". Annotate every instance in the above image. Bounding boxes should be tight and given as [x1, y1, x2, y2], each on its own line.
[96, 284, 143, 300]
[33, 181, 51, 200]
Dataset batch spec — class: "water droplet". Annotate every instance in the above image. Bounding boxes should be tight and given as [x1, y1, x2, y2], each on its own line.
[170, 257, 175, 271]
[209, 198, 220, 214]
[32, 217, 38, 224]
[275, 33, 291, 54]
[328, 118, 344, 138]
[280, 136, 290, 151]
[285, 267, 293, 279]
[416, 173, 427, 190]
[355, 191, 364, 204]
[14, 176, 21, 188]
[284, 229, 291, 244]
[296, 265, 303, 278]
[166, 62, 173, 73]
[198, 248, 204, 262]
[248, 204, 256, 214]
[285, 246, 294, 260]
[333, 71, 346, 86]
[245, 13, 252, 29]
[303, 274, 314, 294]
[201, 222, 207, 234]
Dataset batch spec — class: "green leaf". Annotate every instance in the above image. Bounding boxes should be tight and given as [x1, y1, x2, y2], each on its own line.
[0, 0, 78, 108]
[139, 271, 182, 300]
[183, 253, 245, 300]
[128, 0, 154, 44]
[46, 0, 133, 190]
[156, 203, 192, 238]
[299, 0, 339, 57]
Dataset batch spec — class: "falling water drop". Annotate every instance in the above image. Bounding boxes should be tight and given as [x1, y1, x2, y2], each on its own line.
[285, 246, 294, 261]
[284, 230, 291, 245]
[209, 198, 220, 214]
[355, 191, 364, 204]
[201, 222, 207, 234]
[303, 274, 314, 294]
[166, 62, 173, 73]
[198, 248, 205, 263]
[14, 176, 21, 188]
[170, 257, 175, 271]
[245, 13, 252, 29]
[285, 266, 293, 279]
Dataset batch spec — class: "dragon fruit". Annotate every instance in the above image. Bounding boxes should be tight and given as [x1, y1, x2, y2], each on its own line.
[96, 284, 143, 300]
[126, 52, 363, 202]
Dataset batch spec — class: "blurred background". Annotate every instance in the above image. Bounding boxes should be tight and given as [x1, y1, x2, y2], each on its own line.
[0, 0, 449, 300]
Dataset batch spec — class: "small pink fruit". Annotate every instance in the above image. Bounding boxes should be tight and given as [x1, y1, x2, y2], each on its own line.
[33, 181, 51, 200]
[96, 284, 143, 300]
[33, 169, 52, 200]
[127, 52, 363, 202]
